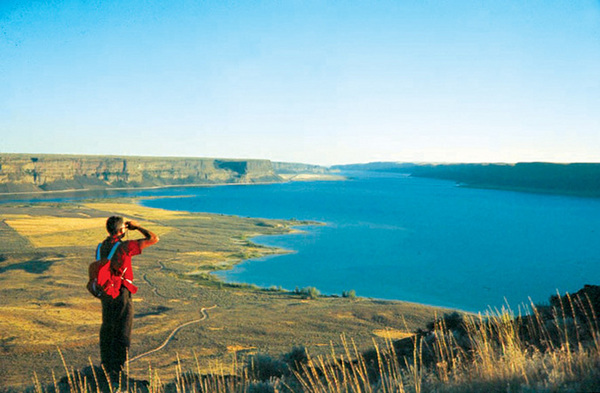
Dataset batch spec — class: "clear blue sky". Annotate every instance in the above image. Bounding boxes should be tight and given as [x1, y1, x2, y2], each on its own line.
[1, 1, 599, 166]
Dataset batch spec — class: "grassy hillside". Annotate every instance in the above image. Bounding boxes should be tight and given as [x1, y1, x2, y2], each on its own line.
[0, 200, 449, 390]
[20, 287, 600, 392]
[27, 287, 600, 393]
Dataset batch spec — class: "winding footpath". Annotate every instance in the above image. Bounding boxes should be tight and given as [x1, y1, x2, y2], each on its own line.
[141, 260, 171, 299]
[129, 305, 218, 363]
[142, 273, 169, 299]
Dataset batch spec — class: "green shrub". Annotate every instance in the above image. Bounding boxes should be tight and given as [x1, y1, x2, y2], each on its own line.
[342, 289, 356, 299]
[294, 286, 320, 299]
[245, 354, 288, 381]
[282, 346, 308, 372]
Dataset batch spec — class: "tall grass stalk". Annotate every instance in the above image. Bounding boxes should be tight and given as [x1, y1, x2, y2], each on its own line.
[578, 293, 600, 351]
[529, 298, 555, 351]
[373, 337, 405, 393]
[293, 294, 600, 393]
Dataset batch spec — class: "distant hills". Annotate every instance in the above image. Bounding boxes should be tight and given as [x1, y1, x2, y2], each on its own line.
[0, 154, 329, 194]
[333, 162, 600, 198]
[3, 155, 599, 198]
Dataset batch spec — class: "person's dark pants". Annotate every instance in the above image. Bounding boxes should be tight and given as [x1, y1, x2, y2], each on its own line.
[100, 287, 133, 376]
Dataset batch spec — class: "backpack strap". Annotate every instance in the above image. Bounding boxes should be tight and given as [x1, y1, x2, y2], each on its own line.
[96, 241, 121, 260]
[107, 242, 121, 260]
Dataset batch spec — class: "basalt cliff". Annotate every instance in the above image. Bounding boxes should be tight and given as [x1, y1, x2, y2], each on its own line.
[0, 154, 284, 194]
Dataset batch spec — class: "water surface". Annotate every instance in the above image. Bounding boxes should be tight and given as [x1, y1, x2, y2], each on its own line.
[139, 172, 600, 312]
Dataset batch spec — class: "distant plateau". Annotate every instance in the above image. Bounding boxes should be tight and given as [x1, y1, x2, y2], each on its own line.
[0, 154, 331, 194]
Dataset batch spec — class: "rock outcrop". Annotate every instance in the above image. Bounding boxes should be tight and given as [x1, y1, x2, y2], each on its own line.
[0, 154, 283, 193]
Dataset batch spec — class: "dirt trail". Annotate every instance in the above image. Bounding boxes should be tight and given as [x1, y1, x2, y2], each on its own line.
[132, 256, 217, 363]
[129, 305, 217, 363]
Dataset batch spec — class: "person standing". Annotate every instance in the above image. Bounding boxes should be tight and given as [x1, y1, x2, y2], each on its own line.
[98, 216, 159, 380]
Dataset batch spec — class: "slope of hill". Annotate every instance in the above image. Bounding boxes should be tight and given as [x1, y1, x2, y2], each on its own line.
[411, 162, 600, 198]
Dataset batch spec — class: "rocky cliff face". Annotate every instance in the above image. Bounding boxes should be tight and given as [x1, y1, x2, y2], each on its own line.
[0, 154, 282, 193]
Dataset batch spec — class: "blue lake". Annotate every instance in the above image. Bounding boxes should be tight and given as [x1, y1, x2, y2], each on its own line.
[135, 171, 600, 313]
[6, 171, 598, 312]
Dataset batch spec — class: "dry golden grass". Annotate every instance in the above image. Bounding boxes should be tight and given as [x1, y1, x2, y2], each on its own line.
[227, 345, 257, 353]
[294, 301, 600, 393]
[5, 216, 107, 247]
[0, 299, 101, 346]
[82, 202, 203, 221]
[4, 214, 171, 247]
[372, 328, 414, 340]
[333, 311, 356, 320]
[181, 251, 226, 258]
[1, 200, 190, 248]
[4, 215, 106, 236]
[179, 251, 232, 266]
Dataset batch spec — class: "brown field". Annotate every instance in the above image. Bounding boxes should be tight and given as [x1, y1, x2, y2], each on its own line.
[0, 199, 450, 390]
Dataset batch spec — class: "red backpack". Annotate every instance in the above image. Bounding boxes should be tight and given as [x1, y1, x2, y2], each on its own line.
[87, 242, 121, 298]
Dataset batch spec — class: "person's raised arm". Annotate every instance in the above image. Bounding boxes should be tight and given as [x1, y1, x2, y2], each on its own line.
[126, 220, 159, 250]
